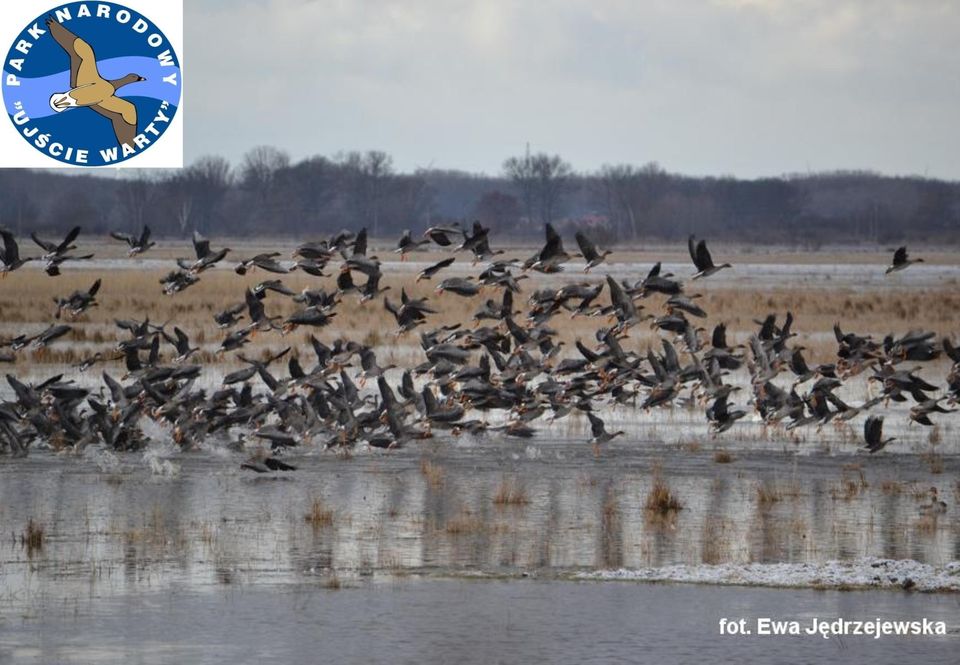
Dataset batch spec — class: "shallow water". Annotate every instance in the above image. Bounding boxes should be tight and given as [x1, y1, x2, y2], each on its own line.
[2, 439, 956, 602]
[9, 258, 956, 290]
[1, 579, 957, 664]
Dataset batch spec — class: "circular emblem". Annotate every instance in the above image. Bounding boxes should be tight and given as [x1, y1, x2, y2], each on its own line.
[2, 1, 181, 166]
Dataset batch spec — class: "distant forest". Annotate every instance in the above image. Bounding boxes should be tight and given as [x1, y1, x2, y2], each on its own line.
[1, 147, 958, 246]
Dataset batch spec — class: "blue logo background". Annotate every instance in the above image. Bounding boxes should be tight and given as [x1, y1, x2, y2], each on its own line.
[3, 2, 181, 165]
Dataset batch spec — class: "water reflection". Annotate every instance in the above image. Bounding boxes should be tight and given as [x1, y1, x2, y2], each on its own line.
[1, 442, 956, 605]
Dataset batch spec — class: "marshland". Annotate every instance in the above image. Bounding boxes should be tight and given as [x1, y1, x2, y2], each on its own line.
[1, 224, 958, 665]
[5, 0, 960, 658]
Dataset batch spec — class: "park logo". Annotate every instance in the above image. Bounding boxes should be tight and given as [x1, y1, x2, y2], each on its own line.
[2, 1, 182, 167]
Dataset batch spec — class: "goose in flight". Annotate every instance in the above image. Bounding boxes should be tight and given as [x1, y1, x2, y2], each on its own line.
[586, 412, 625, 456]
[241, 448, 297, 474]
[46, 17, 146, 148]
[110, 226, 155, 256]
[574, 231, 611, 272]
[0, 230, 31, 277]
[861, 415, 895, 453]
[885, 246, 923, 275]
[688, 235, 731, 280]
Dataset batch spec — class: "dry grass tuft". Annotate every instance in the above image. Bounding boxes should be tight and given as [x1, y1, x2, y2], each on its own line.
[492, 477, 529, 507]
[921, 452, 944, 474]
[830, 477, 862, 501]
[602, 495, 620, 525]
[444, 509, 485, 535]
[22, 518, 45, 555]
[880, 479, 903, 495]
[701, 516, 731, 564]
[713, 450, 734, 464]
[323, 575, 342, 590]
[829, 466, 868, 500]
[756, 483, 782, 506]
[305, 498, 334, 528]
[679, 439, 702, 453]
[909, 484, 930, 500]
[419, 459, 445, 489]
[915, 515, 938, 534]
[645, 476, 683, 516]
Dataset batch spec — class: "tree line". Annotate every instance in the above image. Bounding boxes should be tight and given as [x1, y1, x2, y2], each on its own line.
[1, 146, 957, 246]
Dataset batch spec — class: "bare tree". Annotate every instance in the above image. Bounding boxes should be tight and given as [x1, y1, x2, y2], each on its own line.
[240, 146, 290, 203]
[338, 150, 394, 236]
[597, 162, 666, 241]
[503, 151, 536, 223]
[473, 190, 521, 233]
[531, 153, 572, 225]
[169, 156, 232, 235]
[504, 150, 571, 226]
[116, 170, 155, 235]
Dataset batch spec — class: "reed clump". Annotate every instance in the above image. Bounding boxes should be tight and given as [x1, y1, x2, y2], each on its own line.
[921, 452, 944, 474]
[444, 509, 485, 535]
[305, 498, 334, 528]
[713, 449, 734, 464]
[419, 459, 445, 489]
[324, 575, 342, 590]
[22, 518, 45, 555]
[756, 483, 782, 506]
[493, 477, 529, 507]
[880, 479, 903, 495]
[645, 476, 683, 516]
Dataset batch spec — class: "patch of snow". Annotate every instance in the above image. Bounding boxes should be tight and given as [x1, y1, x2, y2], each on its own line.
[578, 558, 960, 592]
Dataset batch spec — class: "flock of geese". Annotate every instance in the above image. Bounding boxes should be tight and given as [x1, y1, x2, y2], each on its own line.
[0, 223, 952, 485]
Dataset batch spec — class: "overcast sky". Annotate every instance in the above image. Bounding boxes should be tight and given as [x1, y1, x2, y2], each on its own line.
[185, 0, 960, 179]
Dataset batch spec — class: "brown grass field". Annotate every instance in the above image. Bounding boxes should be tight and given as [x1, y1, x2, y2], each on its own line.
[0, 242, 958, 370]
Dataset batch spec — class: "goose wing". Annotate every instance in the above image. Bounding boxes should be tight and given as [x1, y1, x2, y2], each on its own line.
[696, 239, 715, 270]
[110, 231, 135, 246]
[688, 235, 700, 269]
[605, 275, 637, 322]
[423, 256, 455, 277]
[56, 225, 81, 254]
[586, 412, 605, 437]
[540, 223, 563, 260]
[864, 415, 882, 446]
[245, 288, 265, 322]
[31, 232, 57, 252]
[173, 327, 190, 353]
[45, 18, 88, 87]
[192, 231, 210, 260]
[943, 338, 960, 364]
[892, 246, 907, 267]
[0, 230, 19, 264]
[263, 456, 296, 472]
[90, 96, 137, 148]
[353, 228, 368, 256]
[790, 349, 810, 375]
[575, 231, 598, 262]
[712, 323, 728, 349]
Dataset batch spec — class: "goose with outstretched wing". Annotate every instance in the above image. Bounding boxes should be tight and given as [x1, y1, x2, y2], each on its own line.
[46, 17, 145, 148]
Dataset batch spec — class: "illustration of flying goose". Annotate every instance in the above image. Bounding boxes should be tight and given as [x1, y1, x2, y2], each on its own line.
[46, 17, 146, 148]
